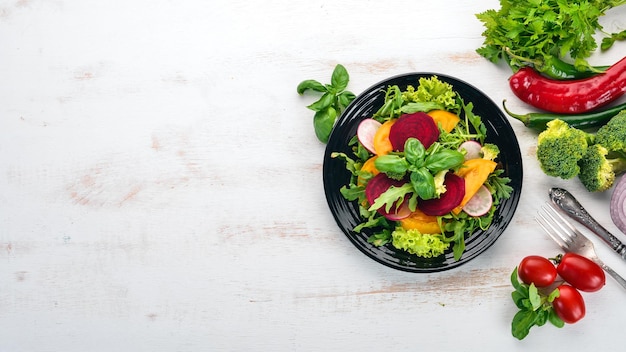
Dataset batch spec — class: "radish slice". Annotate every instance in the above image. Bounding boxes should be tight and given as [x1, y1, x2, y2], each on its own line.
[462, 185, 493, 217]
[384, 201, 413, 221]
[459, 140, 482, 160]
[357, 119, 382, 154]
[610, 175, 626, 235]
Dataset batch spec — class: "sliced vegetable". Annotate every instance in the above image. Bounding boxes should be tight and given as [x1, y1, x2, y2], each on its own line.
[389, 112, 440, 151]
[458, 140, 482, 160]
[357, 119, 382, 154]
[365, 173, 412, 220]
[453, 158, 497, 214]
[373, 119, 395, 155]
[417, 173, 465, 216]
[462, 185, 493, 217]
[610, 175, 626, 235]
[357, 156, 379, 186]
[427, 109, 460, 132]
[400, 207, 442, 234]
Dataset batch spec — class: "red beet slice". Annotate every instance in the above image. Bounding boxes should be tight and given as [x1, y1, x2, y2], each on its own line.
[365, 173, 412, 220]
[389, 112, 440, 151]
[417, 173, 466, 216]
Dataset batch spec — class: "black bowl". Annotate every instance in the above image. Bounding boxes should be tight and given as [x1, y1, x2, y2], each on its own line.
[323, 73, 523, 272]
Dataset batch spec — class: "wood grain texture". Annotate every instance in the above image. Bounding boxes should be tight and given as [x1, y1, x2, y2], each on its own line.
[1, 0, 626, 351]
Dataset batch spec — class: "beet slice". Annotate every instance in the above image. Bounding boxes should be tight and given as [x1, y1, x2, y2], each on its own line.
[365, 173, 411, 220]
[417, 173, 466, 216]
[389, 112, 440, 151]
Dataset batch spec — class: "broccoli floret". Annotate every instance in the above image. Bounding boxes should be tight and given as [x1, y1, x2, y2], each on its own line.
[536, 119, 594, 179]
[595, 110, 626, 154]
[578, 144, 626, 192]
[481, 143, 500, 161]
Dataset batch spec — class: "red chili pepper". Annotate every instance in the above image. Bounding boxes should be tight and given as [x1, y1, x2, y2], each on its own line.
[509, 56, 626, 114]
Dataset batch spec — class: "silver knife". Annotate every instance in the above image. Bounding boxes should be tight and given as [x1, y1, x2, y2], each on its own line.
[550, 187, 626, 260]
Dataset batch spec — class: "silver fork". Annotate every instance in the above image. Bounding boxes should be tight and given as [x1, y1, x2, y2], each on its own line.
[536, 202, 626, 290]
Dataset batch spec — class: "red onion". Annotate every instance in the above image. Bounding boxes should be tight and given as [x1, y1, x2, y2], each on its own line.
[610, 175, 626, 235]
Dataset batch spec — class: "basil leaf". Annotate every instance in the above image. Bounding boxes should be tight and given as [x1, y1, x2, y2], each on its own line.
[511, 310, 536, 340]
[330, 64, 349, 91]
[410, 168, 435, 200]
[313, 106, 337, 143]
[548, 309, 565, 328]
[297, 79, 327, 94]
[338, 90, 356, 109]
[404, 138, 425, 166]
[528, 283, 541, 310]
[424, 149, 464, 173]
[374, 155, 409, 176]
[307, 92, 334, 112]
[511, 291, 527, 309]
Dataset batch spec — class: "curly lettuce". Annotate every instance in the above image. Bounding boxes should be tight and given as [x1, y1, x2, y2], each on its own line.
[402, 76, 458, 111]
[391, 227, 450, 258]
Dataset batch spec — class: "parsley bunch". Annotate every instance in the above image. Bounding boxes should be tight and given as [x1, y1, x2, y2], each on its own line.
[476, 0, 626, 74]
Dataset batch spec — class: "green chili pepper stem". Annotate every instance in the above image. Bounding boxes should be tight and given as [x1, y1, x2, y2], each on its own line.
[502, 100, 626, 131]
[503, 48, 609, 79]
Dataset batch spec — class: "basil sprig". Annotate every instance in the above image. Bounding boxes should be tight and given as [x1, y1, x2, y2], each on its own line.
[374, 138, 464, 201]
[297, 64, 356, 143]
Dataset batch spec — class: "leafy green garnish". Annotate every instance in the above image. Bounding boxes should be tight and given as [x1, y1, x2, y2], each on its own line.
[510, 267, 563, 340]
[297, 64, 356, 143]
[391, 227, 450, 258]
[476, 0, 626, 73]
[372, 76, 460, 122]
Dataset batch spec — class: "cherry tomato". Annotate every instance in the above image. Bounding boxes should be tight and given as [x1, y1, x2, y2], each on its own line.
[518, 255, 557, 287]
[552, 284, 585, 324]
[557, 252, 606, 292]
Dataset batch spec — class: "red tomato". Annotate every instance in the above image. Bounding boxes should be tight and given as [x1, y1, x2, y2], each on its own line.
[552, 284, 586, 324]
[518, 255, 557, 287]
[557, 252, 606, 292]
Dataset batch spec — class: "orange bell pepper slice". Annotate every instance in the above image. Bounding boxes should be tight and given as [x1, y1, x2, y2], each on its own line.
[358, 156, 379, 186]
[373, 119, 396, 155]
[427, 110, 460, 133]
[453, 158, 497, 214]
[400, 207, 443, 234]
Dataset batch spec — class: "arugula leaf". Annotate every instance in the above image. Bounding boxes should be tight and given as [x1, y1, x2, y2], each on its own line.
[368, 184, 413, 212]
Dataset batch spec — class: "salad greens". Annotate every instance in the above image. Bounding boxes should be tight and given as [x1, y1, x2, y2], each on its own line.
[333, 77, 513, 261]
[297, 64, 356, 143]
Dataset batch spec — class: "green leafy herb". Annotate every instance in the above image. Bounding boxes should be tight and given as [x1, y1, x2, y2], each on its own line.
[476, 0, 626, 74]
[510, 267, 563, 340]
[372, 76, 460, 122]
[601, 28, 626, 51]
[297, 64, 356, 143]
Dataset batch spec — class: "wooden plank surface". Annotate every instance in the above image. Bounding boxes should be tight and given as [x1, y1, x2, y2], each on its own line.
[1, 0, 626, 350]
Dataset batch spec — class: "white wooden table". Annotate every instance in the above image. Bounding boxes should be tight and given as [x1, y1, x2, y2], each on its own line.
[1, 1, 626, 351]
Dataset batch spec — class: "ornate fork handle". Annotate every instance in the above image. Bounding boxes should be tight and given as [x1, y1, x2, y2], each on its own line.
[595, 259, 626, 290]
[550, 188, 626, 260]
